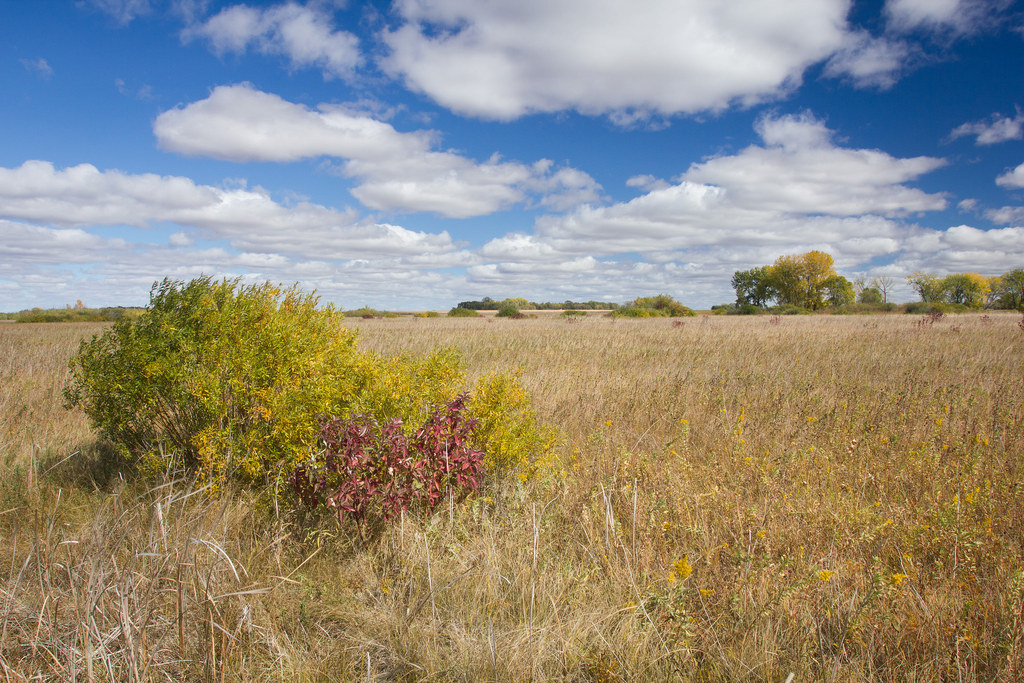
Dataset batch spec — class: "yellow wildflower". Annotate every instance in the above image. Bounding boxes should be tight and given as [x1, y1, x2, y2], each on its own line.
[673, 556, 693, 581]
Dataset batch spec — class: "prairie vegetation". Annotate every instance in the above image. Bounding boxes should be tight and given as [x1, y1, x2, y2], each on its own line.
[1, 312, 1023, 680]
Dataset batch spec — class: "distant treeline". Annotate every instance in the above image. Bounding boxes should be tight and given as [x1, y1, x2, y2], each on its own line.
[1, 307, 145, 323]
[457, 297, 619, 310]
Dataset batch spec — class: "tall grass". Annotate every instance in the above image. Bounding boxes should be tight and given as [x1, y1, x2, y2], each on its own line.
[1, 314, 1022, 680]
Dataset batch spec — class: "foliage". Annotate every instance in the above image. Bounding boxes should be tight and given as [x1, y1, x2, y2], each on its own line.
[62, 277, 500, 486]
[858, 286, 883, 305]
[731, 265, 774, 307]
[907, 272, 946, 303]
[468, 372, 554, 474]
[731, 251, 847, 310]
[822, 274, 855, 307]
[496, 302, 521, 317]
[560, 309, 587, 317]
[344, 306, 397, 318]
[292, 394, 484, 533]
[612, 294, 695, 318]
[992, 269, 1024, 310]
[3, 306, 145, 323]
[447, 306, 480, 317]
[457, 297, 618, 310]
[907, 270, 1024, 309]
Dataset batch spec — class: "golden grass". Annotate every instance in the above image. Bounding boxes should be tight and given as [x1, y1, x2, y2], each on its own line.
[1, 313, 1023, 680]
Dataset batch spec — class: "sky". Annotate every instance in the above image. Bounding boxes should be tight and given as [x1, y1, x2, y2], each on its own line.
[2, 0, 1024, 311]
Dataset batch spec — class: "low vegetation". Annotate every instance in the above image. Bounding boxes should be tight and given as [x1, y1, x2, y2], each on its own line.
[1, 285, 1023, 680]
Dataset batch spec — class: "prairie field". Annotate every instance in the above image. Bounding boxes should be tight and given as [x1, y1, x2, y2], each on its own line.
[1, 313, 1023, 681]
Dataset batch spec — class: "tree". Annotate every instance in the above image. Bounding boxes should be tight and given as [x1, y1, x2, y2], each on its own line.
[769, 250, 836, 309]
[823, 275, 854, 306]
[907, 272, 944, 303]
[731, 266, 773, 307]
[992, 269, 1024, 310]
[941, 273, 988, 308]
[858, 287, 883, 305]
[869, 276, 894, 303]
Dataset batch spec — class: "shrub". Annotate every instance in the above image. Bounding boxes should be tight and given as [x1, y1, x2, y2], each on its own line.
[611, 294, 695, 318]
[561, 310, 587, 317]
[496, 302, 520, 317]
[292, 394, 484, 534]
[447, 306, 479, 317]
[66, 278, 476, 484]
[468, 372, 554, 474]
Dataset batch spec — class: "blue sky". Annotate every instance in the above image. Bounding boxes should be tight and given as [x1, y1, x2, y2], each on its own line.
[2, 0, 1024, 310]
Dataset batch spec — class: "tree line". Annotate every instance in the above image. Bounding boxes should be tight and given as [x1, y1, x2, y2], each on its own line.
[907, 270, 1024, 310]
[732, 251, 1024, 312]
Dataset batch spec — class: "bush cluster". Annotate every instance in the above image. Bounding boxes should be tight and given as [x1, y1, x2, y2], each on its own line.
[611, 294, 695, 318]
[65, 277, 545, 498]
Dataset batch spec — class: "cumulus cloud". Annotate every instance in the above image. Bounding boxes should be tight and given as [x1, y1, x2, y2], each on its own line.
[475, 112, 947, 301]
[154, 84, 601, 218]
[897, 224, 1024, 272]
[996, 163, 1024, 189]
[381, 0, 849, 120]
[684, 112, 948, 217]
[183, 2, 360, 79]
[823, 31, 911, 89]
[952, 110, 1024, 145]
[885, 0, 1013, 36]
[986, 206, 1024, 225]
[0, 160, 457, 259]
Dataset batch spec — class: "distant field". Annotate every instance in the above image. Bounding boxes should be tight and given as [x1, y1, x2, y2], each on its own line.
[1, 313, 1022, 680]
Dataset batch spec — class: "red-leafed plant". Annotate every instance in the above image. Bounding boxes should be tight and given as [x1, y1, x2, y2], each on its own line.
[292, 394, 484, 534]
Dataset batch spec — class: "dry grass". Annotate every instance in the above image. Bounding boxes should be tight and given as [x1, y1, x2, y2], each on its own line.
[1, 313, 1022, 680]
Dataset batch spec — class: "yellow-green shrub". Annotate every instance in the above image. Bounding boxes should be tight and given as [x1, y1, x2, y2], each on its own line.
[468, 371, 555, 475]
[64, 277, 547, 486]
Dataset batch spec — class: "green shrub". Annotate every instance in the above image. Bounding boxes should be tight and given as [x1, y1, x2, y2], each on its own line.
[611, 294, 695, 318]
[561, 310, 587, 317]
[65, 277, 545, 489]
[447, 306, 480, 317]
[496, 302, 520, 317]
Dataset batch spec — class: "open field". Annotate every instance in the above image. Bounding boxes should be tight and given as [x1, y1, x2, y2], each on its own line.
[1, 313, 1023, 680]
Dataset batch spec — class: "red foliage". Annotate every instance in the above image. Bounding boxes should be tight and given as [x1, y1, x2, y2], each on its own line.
[292, 394, 484, 532]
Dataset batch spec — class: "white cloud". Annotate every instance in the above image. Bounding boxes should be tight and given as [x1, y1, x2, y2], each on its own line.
[823, 31, 911, 89]
[996, 163, 1024, 189]
[952, 110, 1024, 145]
[898, 224, 1024, 272]
[0, 160, 457, 259]
[475, 113, 947, 301]
[154, 84, 601, 218]
[683, 112, 948, 217]
[183, 2, 360, 79]
[20, 58, 53, 80]
[885, 0, 1012, 35]
[86, 0, 152, 24]
[381, 0, 849, 120]
[986, 206, 1024, 225]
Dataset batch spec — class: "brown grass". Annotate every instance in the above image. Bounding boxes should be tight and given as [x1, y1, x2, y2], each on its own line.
[1, 313, 1022, 680]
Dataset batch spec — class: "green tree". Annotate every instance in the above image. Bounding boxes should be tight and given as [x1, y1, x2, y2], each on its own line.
[823, 275, 855, 307]
[992, 269, 1024, 310]
[858, 287, 883, 305]
[941, 273, 988, 308]
[907, 272, 944, 303]
[731, 266, 774, 307]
